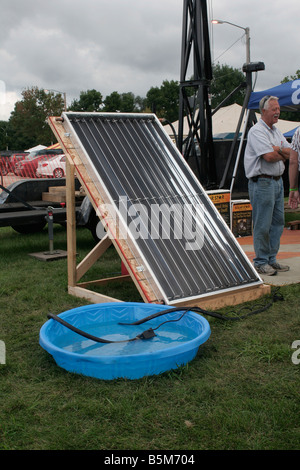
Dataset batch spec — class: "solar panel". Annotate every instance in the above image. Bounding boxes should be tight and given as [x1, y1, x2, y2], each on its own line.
[51, 112, 262, 305]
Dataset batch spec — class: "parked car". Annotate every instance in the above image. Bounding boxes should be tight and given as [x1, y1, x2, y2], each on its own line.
[36, 154, 66, 178]
[8, 153, 29, 173]
[14, 149, 63, 177]
[0, 156, 8, 176]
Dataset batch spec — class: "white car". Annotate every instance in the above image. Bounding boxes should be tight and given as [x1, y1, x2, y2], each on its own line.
[36, 154, 66, 178]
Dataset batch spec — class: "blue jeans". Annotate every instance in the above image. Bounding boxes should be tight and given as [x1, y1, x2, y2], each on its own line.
[248, 177, 284, 267]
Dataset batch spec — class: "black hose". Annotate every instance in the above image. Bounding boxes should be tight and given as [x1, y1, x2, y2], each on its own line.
[119, 287, 284, 324]
[47, 287, 284, 344]
[47, 313, 156, 344]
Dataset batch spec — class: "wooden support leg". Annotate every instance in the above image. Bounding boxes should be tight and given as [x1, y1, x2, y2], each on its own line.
[66, 159, 77, 287]
[76, 234, 112, 282]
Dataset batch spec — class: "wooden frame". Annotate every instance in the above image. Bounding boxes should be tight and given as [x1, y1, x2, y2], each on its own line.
[49, 115, 271, 309]
[50, 116, 157, 304]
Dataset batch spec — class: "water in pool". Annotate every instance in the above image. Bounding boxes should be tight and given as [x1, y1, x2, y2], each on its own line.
[54, 319, 199, 357]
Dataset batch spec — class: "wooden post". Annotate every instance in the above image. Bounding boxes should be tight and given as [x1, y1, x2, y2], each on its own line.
[65, 158, 77, 287]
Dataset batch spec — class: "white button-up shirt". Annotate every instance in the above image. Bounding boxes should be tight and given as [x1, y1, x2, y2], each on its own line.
[244, 119, 290, 179]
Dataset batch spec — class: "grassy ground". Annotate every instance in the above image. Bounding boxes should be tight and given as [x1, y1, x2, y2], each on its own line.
[0, 225, 299, 450]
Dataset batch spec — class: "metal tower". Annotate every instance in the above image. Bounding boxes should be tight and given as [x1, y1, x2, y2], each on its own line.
[178, 0, 217, 188]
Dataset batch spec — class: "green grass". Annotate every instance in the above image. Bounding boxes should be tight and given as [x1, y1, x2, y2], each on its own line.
[0, 225, 299, 450]
[284, 198, 300, 226]
[285, 211, 300, 226]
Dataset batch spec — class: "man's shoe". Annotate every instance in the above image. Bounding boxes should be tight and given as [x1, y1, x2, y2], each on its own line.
[255, 264, 277, 276]
[270, 262, 290, 272]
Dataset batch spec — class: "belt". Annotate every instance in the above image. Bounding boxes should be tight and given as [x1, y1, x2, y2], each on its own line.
[251, 174, 281, 182]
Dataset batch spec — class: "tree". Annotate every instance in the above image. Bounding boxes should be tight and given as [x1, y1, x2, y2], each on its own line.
[0, 121, 10, 151]
[134, 95, 147, 112]
[210, 63, 246, 109]
[103, 91, 143, 113]
[281, 70, 300, 83]
[69, 89, 103, 112]
[160, 80, 180, 123]
[119, 92, 135, 112]
[146, 80, 180, 122]
[146, 86, 161, 114]
[9, 87, 64, 149]
[103, 91, 122, 112]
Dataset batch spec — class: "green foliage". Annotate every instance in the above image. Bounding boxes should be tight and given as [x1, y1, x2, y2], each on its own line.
[281, 69, 300, 83]
[0, 121, 10, 150]
[210, 63, 246, 109]
[0, 225, 299, 450]
[146, 80, 180, 122]
[103, 91, 145, 113]
[69, 89, 103, 112]
[103, 91, 122, 112]
[8, 87, 64, 149]
[117, 92, 135, 113]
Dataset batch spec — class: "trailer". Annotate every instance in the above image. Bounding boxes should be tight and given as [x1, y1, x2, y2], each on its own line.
[0, 178, 99, 239]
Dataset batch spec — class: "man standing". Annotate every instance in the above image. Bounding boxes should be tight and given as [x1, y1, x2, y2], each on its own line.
[288, 126, 300, 209]
[244, 95, 290, 276]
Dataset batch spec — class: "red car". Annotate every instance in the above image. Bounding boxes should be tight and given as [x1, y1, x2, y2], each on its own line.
[14, 149, 63, 177]
[8, 153, 29, 174]
[0, 157, 8, 175]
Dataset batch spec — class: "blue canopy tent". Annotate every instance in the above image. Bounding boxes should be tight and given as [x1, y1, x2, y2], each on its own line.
[248, 80, 300, 112]
[284, 126, 299, 139]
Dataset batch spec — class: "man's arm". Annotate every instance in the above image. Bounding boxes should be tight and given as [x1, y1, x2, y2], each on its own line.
[262, 146, 289, 163]
[288, 148, 299, 209]
[278, 146, 290, 160]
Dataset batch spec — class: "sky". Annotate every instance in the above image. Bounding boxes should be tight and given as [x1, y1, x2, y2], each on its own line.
[0, 0, 299, 121]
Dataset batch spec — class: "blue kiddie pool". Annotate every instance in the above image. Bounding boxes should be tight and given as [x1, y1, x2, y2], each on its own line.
[39, 302, 211, 380]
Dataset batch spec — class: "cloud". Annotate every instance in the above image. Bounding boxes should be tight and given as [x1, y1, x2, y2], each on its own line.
[0, 86, 19, 121]
[210, 0, 299, 90]
[0, 0, 299, 120]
